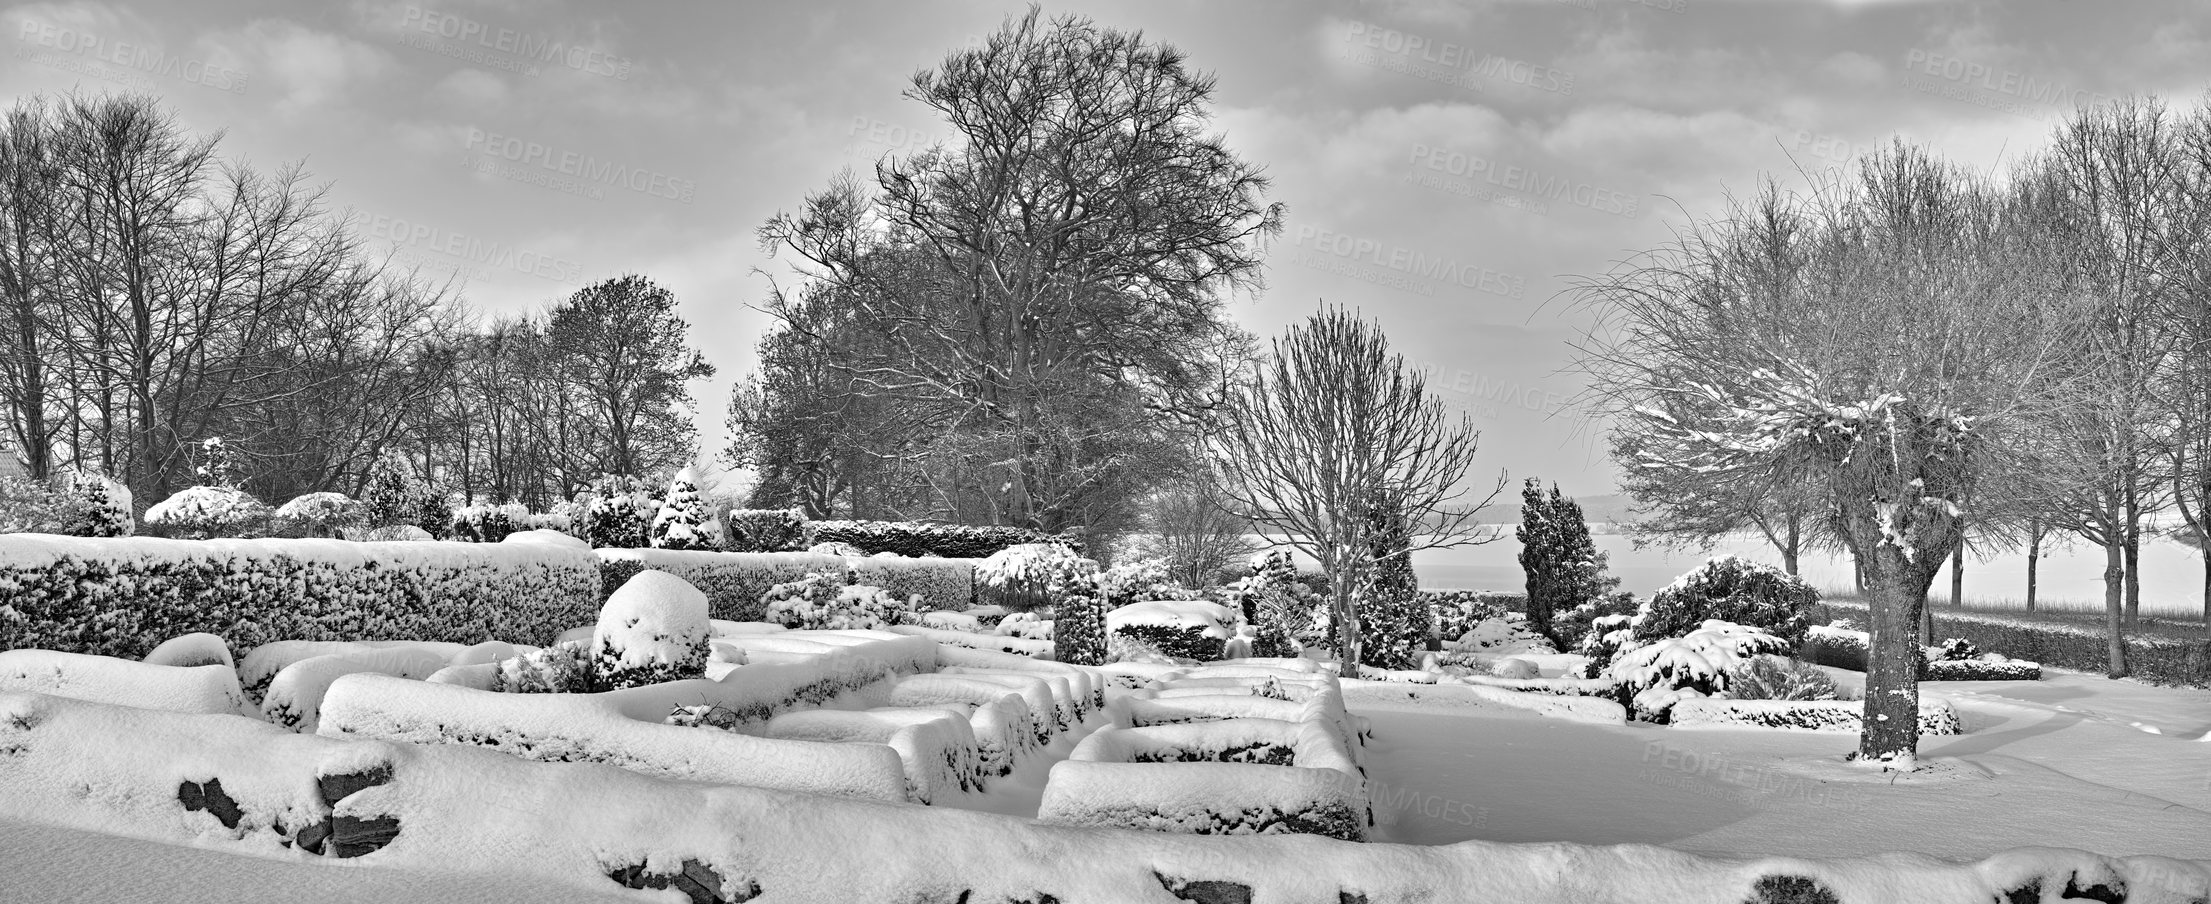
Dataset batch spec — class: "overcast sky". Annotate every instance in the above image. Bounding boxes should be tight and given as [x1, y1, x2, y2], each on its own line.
[5, 0, 2209, 499]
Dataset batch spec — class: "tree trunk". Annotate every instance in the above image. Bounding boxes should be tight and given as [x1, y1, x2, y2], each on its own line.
[1949, 542, 1964, 609]
[2123, 505, 2142, 628]
[2025, 521, 2041, 613]
[1781, 515, 1801, 577]
[1853, 555, 1866, 594]
[2202, 544, 2210, 641]
[1861, 544, 1926, 764]
[2104, 539, 2129, 678]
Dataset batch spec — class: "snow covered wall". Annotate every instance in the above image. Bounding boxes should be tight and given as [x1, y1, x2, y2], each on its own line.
[10, 690, 2194, 904]
[0, 535, 601, 658]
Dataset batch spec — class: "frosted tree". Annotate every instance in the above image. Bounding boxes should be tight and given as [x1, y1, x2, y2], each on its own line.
[650, 467, 710, 550]
[1574, 147, 2085, 765]
[1516, 480, 1620, 645]
[1212, 305, 1506, 676]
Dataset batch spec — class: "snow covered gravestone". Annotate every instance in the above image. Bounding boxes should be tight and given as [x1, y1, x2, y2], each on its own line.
[593, 570, 712, 690]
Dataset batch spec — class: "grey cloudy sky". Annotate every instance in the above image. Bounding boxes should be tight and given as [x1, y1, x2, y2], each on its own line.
[5, 0, 2209, 497]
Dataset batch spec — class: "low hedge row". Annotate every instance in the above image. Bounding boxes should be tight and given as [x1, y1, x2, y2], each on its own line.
[1799, 626, 2042, 681]
[0, 535, 600, 658]
[807, 520, 1082, 559]
[1813, 601, 2208, 685]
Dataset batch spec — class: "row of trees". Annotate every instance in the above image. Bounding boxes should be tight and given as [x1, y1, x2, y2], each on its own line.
[1583, 95, 2211, 762]
[0, 94, 714, 509]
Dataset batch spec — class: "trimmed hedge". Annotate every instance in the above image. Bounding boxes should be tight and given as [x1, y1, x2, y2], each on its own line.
[595, 550, 977, 622]
[0, 534, 600, 658]
[1799, 625, 2042, 681]
[1816, 601, 2195, 684]
[809, 520, 1082, 558]
[1110, 624, 1224, 662]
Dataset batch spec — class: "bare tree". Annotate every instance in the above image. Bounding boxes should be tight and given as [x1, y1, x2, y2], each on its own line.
[1211, 304, 1505, 676]
[1133, 468, 1252, 588]
[1576, 148, 2084, 764]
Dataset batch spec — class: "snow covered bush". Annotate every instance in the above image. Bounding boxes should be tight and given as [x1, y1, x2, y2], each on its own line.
[0, 535, 601, 659]
[1423, 589, 1517, 643]
[448, 502, 529, 543]
[1550, 590, 1639, 653]
[977, 542, 1088, 611]
[1230, 550, 1308, 658]
[1445, 614, 1555, 655]
[1934, 637, 1980, 661]
[577, 475, 659, 548]
[1604, 620, 1794, 721]
[1097, 557, 1184, 608]
[1721, 656, 1841, 702]
[1107, 600, 1236, 663]
[808, 540, 866, 557]
[0, 472, 133, 537]
[274, 492, 363, 538]
[726, 508, 808, 552]
[592, 570, 713, 690]
[649, 468, 712, 550]
[762, 569, 912, 630]
[809, 519, 1082, 558]
[1637, 556, 1820, 648]
[143, 486, 273, 538]
[996, 610, 1054, 640]
[495, 641, 597, 693]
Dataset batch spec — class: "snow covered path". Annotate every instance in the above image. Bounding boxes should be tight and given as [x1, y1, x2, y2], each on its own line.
[1351, 669, 2211, 861]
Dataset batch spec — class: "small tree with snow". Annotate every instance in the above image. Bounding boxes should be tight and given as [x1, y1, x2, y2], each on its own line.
[143, 486, 272, 539]
[1359, 487, 1428, 671]
[275, 492, 364, 538]
[1051, 559, 1107, 665]
[592, 570, 713, 690]
[1516, 479, 1620, 646]
[58, 470, 132, 537]
[976, 542, 1085, 611]
[762, 568, 912, 630]
[1604, 620, 1793, 721]
[578, 475, 659, 548]
[361, 451, 427, 529]
[650, 467, 711, 550]
[193, 437, 242, 488]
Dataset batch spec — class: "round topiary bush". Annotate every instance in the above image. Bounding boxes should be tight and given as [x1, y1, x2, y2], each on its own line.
[592, 569, 712, 690]
[1634, 555, 1820, 648]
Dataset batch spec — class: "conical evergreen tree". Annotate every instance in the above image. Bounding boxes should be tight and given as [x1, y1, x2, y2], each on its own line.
[1517, 479, 1620, 645]
[652, 467, 710, 550]
[1358, 487, 1427, 670]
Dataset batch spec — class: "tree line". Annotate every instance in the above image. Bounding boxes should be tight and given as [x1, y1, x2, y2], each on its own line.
[0, 94, 713, 512]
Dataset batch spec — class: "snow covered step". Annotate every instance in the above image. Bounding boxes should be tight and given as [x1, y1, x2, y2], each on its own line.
[318, 673, 908, 801]
[1040, 717, 1367, 841]
[932, 644, 1103, 708]
[888, 674, 1049, 747]
[937, 667, 1080, 732]
[766, 709, 974, 803]
[0, 649, 245, 715]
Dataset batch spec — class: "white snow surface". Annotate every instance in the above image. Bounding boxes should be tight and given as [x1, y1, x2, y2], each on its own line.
[499, 528, 589, 549]
[0, 649, 245, 715]
[143, 632, 236, 669]
[260, 648, 449, 732]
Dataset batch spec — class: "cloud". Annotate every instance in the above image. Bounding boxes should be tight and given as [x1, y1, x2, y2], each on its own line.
[210, 19, 394, 113]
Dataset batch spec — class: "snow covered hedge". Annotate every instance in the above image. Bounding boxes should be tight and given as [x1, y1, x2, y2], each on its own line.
[594, 549, 977, 621]
[1801, 624, 2042, 681]
[0, 535, 601, 658]
[1423, 589, 1524, 641]
[1668, 696, 1963, 735]
[809, 519, 1083, 558]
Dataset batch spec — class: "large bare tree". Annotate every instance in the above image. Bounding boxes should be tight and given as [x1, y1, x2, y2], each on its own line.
[1211, 305, 1504, 676]
[1577, 148, 2086, 765]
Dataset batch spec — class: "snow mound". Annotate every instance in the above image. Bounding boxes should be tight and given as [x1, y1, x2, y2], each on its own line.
[240, 641, 470, 703]
[143, 633, 235, 669]
[1107, 600, 1239, 638]
[261, 648, 449, 732]
[0, 650, 245, 715]
[501, 529, 589, 550]
[1040, 717, 1366, 840]
[886, 624, 1054, 657]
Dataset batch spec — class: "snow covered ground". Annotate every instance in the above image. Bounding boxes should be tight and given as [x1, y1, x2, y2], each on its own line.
[5, 659, 2210, 900]
[1345, 666, 2211, 861]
